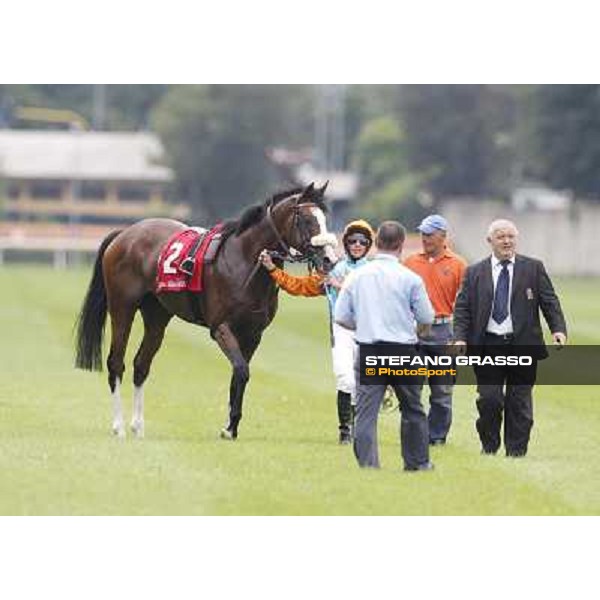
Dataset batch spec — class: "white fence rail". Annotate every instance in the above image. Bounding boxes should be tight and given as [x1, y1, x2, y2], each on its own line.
[0, 235, 102, 268]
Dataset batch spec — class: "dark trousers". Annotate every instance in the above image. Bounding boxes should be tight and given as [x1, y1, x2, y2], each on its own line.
[474, 334, 537, 455]
[353, 346, 430, 470]
[420, 323, 454, 442]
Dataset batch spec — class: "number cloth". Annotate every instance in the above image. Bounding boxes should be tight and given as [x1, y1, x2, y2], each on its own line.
[155, 224, 223, 293]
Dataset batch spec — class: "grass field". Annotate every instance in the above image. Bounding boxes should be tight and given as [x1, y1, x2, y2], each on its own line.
[0, 265, 598, 515]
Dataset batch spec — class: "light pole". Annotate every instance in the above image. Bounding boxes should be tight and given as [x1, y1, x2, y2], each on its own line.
[314, 85, 347, 171]
[93, 84, 106, 131]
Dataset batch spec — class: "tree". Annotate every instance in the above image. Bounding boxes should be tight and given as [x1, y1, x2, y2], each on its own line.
[532, 85, 600, 197]
[353, 115, 433, 226]
[151, 85, 314, 221]
[0, 84, 169, 130]
[391, 85, 515, 198]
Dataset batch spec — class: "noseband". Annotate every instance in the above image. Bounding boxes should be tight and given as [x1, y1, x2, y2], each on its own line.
[265, 199, 319, 264]
[242, 198, 326, 292]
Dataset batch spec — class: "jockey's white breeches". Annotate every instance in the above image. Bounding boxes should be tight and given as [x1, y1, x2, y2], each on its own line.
[331, 322, 357, 398]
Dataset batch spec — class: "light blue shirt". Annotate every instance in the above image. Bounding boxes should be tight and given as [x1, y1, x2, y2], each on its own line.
[334, 253, 434, 344]
[324, 256, 369, 313]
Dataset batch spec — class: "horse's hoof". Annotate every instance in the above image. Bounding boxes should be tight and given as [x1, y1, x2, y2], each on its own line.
[130, 421, 145, 439]
[219, 428, 236, 440]
[112, 425, 126, 439]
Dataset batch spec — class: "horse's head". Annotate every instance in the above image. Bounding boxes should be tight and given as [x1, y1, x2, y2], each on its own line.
[269, 182, 338, 274]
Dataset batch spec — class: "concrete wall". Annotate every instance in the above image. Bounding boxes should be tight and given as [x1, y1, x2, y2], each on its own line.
[440, 199, 600, 276]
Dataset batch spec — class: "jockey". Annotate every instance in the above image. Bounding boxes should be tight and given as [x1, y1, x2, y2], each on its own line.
[258, 219, 374, 444]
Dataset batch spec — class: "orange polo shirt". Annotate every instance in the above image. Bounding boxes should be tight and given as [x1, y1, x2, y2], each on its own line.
[269, 268, 324, 297]
[404, 249, 467, 317]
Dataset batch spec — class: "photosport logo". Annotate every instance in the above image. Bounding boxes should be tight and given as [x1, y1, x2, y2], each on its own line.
[359, 344, 600, 386]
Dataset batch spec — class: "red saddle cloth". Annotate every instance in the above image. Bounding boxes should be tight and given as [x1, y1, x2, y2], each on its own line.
[156, 224, 223, 293]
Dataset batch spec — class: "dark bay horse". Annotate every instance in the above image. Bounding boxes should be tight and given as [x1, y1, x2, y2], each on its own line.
[75, 183, 337, 440]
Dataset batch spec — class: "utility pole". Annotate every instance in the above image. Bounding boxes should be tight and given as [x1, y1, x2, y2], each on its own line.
[314, 85, 347, 171]
[92, 84, 106, 130]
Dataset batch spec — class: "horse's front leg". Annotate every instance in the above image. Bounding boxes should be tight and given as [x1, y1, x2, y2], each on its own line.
[213, 323, 250, 440]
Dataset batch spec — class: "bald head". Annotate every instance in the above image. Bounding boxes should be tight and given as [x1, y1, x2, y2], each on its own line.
[487, 219, 518, 260]
[376, 221, 406, 254]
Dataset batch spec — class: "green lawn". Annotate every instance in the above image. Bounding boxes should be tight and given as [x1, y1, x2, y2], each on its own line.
[0, 266, 598, 515]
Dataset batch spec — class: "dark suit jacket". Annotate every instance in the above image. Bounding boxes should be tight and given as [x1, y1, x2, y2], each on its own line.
[453, 254, 567, 359]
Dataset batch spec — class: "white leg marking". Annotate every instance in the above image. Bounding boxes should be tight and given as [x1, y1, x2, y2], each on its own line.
[130, 384, 145, 438]
[112, 378, 125, 439]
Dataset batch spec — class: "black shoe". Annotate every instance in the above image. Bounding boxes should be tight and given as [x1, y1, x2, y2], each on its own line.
[404, 461, 435, 472]
[429, 439, 446, 446]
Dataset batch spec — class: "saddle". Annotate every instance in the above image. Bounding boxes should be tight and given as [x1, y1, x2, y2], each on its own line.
[179, 226, 223, 276]
[156, 224, 224, 294]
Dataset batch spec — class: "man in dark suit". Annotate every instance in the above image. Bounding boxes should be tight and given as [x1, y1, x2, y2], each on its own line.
[453, 219, 567, 457]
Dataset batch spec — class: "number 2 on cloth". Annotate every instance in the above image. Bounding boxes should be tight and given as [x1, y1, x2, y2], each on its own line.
[163, 242, 184, 274]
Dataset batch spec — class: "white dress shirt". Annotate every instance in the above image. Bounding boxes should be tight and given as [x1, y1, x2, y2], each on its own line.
[486, 255, 515, 335]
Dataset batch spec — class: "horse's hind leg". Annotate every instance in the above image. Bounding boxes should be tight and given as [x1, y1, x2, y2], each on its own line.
[107, 303, 136, 438]
[131, 295, 172, 438]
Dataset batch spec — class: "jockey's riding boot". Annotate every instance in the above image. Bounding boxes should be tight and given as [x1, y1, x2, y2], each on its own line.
[337, 390, 353, 444]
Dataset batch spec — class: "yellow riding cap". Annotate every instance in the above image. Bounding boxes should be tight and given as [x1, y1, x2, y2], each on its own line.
[342, 220, 375, 245]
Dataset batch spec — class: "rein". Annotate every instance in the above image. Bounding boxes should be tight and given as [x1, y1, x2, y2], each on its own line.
[264, 198, 323, 266]
[265, 200, 309, 262]
[240, 249, 315, 293]
[265, 249, 311, 264]
[241, 198, 319, 292]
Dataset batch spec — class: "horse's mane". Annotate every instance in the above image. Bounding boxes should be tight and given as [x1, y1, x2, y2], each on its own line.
[219, 186, 327, 242]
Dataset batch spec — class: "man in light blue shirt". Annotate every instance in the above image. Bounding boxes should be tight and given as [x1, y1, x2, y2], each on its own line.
[335, 221, 435, 471]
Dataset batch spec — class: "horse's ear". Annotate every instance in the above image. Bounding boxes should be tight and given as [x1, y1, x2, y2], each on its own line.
[318, 181, 329, 198]
[301, 182, 315, 200]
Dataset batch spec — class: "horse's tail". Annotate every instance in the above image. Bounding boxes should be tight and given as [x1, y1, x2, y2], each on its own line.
[75, 230, 123, 371]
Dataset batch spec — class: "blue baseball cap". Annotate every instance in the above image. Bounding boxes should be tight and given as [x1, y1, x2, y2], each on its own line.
[417, 214, 448, 234]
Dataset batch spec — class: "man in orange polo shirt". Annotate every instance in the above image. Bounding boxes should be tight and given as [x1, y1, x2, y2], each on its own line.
[404, 214, 467, 446]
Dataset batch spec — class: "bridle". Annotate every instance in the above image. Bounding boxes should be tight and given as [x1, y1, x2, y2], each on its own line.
[264, 196, 322, 266]
[241, 196, 328, 292]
